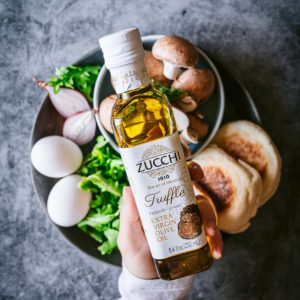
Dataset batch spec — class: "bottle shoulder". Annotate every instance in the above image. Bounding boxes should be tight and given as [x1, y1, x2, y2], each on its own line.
[111, 84, 177, 147]
[119, 84, 170, 103]
[113, 84, 171, 114]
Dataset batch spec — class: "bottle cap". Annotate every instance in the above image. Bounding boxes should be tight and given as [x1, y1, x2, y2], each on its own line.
[99, 28, 145, 70]
[99, 28, 150, 93]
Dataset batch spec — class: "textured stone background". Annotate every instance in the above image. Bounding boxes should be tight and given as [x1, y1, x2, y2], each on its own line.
[1, 0, 300, 299]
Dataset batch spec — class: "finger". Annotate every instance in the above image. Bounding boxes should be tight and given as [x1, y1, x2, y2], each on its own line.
[197, 195, 217, 236]
[207, 228, 223, 260]
[193, 182, 218, 224]
[120, 186, 140, 224]
[197, 195, 223, 259]
[118, 186, 144, 253]
[187, 161, 204, 181]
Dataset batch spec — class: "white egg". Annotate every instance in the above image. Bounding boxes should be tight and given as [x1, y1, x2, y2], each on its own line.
[31, 135, 83, 178]
[47, 175, 91, 227]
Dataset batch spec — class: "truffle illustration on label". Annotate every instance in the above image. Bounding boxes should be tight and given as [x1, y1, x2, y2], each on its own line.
[178, 204, 202, 239]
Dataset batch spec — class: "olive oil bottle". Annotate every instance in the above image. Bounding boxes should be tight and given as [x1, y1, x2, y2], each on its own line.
[99, 28, 213, 280]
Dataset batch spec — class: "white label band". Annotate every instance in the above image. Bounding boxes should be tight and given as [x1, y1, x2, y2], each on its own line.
[110, 61, 150, 94]
[119, 133, 207, 260]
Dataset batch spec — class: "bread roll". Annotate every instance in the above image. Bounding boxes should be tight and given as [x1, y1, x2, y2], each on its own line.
[213, 121, 281, 205]
[193, 145, 262, 234]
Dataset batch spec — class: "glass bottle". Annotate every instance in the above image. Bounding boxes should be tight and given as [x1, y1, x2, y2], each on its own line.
[99, 28, 213, 280]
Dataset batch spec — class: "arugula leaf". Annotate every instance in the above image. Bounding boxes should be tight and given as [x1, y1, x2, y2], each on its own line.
[112, 219, 120, 230]
[80, 172, 122, 197]
[77, 135, 128, 255]
[48, 65, 101, 102]
[79, 210, 119, 228]
[98, 229, 119, 255]
[152, 80, 185, 103]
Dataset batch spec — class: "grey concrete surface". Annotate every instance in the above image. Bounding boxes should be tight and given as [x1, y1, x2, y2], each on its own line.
[1, 0, 300, 299]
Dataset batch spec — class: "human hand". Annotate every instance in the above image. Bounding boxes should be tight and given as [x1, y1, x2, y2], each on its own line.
[117, 162, 223, 279]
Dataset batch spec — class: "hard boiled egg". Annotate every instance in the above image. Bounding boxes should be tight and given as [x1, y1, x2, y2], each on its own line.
[31, 136, 82, 178]
[47, 175, 91, 227]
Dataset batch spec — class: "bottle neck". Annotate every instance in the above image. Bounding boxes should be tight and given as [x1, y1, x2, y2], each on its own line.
[109, 60, 151, 94]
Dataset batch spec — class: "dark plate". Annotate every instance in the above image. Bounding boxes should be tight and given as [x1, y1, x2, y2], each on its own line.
[30, 48, 261, 267]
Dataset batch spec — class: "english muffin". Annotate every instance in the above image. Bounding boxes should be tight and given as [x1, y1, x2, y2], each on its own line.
[193, 145, 262, 234]
[212, 121, 281, 205]
[237, 159, 263, 218]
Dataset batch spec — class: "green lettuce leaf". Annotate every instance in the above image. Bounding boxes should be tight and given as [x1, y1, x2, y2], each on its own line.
[98, 229, 119, 255]
[48, 65, 101, 102]
[77, 135, 128, 255]
[79, 210, 119, 228]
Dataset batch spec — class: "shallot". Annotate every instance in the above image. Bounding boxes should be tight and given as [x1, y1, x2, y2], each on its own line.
[34, 79, 90, 118]
[63, 110, 96, 145]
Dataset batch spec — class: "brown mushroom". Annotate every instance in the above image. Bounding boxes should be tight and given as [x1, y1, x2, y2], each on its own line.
[179, 113, 208, 147]
[181, 142, 192, 158]
[172, 106, 189, 132]
[99, 95, 116, 134]
[187, 113, 208, 139]
[171, 69, 215, 103]
[180, 128, 199, 145]
[144, 51, 171, 87]
[174, 95, 198, 112]
[152, 36, 199, 80]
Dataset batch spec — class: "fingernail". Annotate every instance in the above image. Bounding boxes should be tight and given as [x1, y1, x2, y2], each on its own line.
[206, 221, 215, 236]
[190, 163, 203, 181]
[213, 249, 222, 260]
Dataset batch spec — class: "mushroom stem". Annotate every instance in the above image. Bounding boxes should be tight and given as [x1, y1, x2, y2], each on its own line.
[180, 128, 199, 145]
[163, 61, 182, 80]
[181, 141, 192, 158]
[176, 96, 198, 112]
[172, 107, 189, 132]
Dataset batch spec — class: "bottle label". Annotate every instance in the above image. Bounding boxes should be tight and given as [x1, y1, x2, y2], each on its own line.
[119, 132, 207, 260]
[110, 60, 150, 94]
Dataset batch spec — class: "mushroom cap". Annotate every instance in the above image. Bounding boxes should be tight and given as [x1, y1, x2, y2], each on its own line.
[152, 36, 199, 67]
[187, 113, 208, 139]
[144, 51, 171, 87]
[171, 68, 215, 103]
